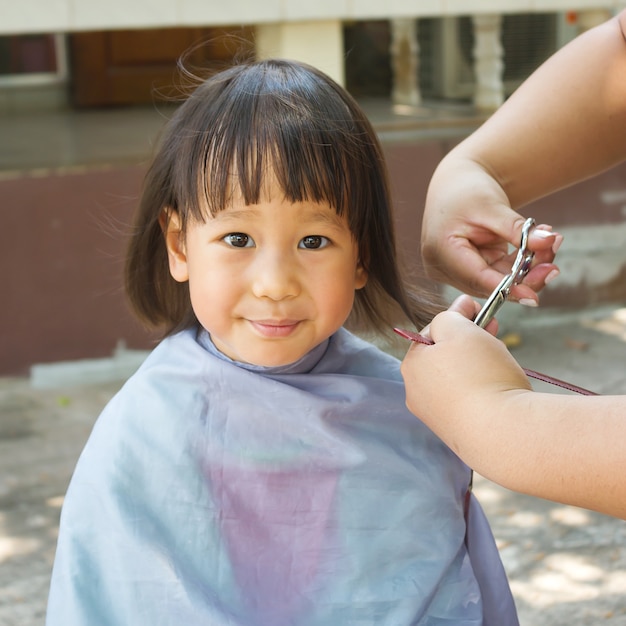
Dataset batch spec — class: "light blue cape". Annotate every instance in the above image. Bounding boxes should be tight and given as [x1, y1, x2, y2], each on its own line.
[47, 327, 517, 625]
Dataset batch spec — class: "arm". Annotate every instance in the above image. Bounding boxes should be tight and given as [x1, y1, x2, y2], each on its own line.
[400, 296, 626, 519]
[422, 11, 626, 301]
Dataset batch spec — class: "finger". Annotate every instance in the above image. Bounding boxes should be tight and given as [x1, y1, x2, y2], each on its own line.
[458, 223, 559, 296]
[525, 262, 560, 290]
[419, 324, 432, 341]
[437, 244, 513, 298]
[417, 294, 480, 342]
[448, 295, 500, 336]
[528, 227, 561, 255]
[450, 298, 499, 336]
[419, 295, 501, 339]
[428, 308, 482, 343]
[446, 294, 479, 318]
[509, 262, 560, 303]
[507, 225, 562, 302]
[531, 225, 563, 251]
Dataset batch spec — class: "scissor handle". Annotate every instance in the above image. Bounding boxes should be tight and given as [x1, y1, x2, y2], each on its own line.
[474, 218, 536, 329]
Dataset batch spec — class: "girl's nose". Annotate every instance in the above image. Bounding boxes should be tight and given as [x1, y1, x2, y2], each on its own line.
[250, 251, 301, 301]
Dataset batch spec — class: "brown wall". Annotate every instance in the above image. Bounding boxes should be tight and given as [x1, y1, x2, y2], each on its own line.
[1, 166, 157, 375]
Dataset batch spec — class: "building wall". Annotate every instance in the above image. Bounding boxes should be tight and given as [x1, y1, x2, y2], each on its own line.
[1, 165, 156, 375]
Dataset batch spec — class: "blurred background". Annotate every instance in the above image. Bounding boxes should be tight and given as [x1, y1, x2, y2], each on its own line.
[2, 4, 626, 625]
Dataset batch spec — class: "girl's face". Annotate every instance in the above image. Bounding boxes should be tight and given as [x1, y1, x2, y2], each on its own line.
[163, 188, 368, 367]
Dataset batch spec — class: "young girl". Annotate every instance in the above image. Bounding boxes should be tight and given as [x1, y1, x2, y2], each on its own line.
[46, 59, 517, 625]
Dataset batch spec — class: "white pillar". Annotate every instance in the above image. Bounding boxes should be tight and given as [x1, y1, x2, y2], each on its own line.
[389, 18, 421, 107]
[255, 21, 345, 87]
[472, 14, 504, 112]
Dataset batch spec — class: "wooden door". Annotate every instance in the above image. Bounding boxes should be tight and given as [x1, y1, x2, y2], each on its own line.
[69, 27, 254, 107]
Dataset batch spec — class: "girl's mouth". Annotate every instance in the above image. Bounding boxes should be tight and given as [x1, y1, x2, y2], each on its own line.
[249, 320, 301, 338]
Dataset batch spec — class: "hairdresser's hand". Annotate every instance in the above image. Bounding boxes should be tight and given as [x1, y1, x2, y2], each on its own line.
[421, 159, 562, 305]
[400, 295, 531, 437]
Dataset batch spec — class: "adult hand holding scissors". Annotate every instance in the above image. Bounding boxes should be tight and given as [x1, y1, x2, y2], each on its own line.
[421, 11, 626, 305]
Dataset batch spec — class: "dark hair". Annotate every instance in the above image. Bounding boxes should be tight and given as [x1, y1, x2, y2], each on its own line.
[125, 58, 441, 336]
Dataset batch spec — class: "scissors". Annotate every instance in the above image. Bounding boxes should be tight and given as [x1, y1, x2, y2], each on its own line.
[473, 217, 536, 329]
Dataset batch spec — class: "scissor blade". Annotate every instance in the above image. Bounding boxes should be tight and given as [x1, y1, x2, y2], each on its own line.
[474, 283, 509, 328]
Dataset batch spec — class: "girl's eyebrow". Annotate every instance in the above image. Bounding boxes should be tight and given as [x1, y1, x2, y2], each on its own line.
[210, 208, 260, 223]
[299, 208, 347, 230]
[213, 206, 347, 229]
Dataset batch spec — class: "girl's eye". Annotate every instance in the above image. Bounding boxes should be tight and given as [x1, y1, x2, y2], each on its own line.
[299, 235, 329, 250]
[223, 233, 255, 248]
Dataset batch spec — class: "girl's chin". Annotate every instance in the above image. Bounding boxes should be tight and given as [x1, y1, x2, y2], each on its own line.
[212, 339, 310, 368]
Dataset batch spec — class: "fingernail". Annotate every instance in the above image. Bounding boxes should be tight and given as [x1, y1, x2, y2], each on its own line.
[519, 298, 538, 307]
[544, 269, 560, 284]
[552, 234, 564, 254]
[533, 229, 554, 239]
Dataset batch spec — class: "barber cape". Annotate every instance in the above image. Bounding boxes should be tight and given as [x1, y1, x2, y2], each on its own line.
[46, 327, 517, 625]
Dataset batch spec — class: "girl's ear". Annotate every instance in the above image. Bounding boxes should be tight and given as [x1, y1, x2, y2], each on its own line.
[355, 259, 368, 290]
[160, 209, 189, 283]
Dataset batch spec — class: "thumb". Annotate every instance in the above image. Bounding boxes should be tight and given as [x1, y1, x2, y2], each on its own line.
[446, 294, 479, 319]
[428, 308, 481, 344]
[440, 294, 499, 337]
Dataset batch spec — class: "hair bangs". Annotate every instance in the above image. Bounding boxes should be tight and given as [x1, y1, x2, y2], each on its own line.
[184, 61, 375, 223]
